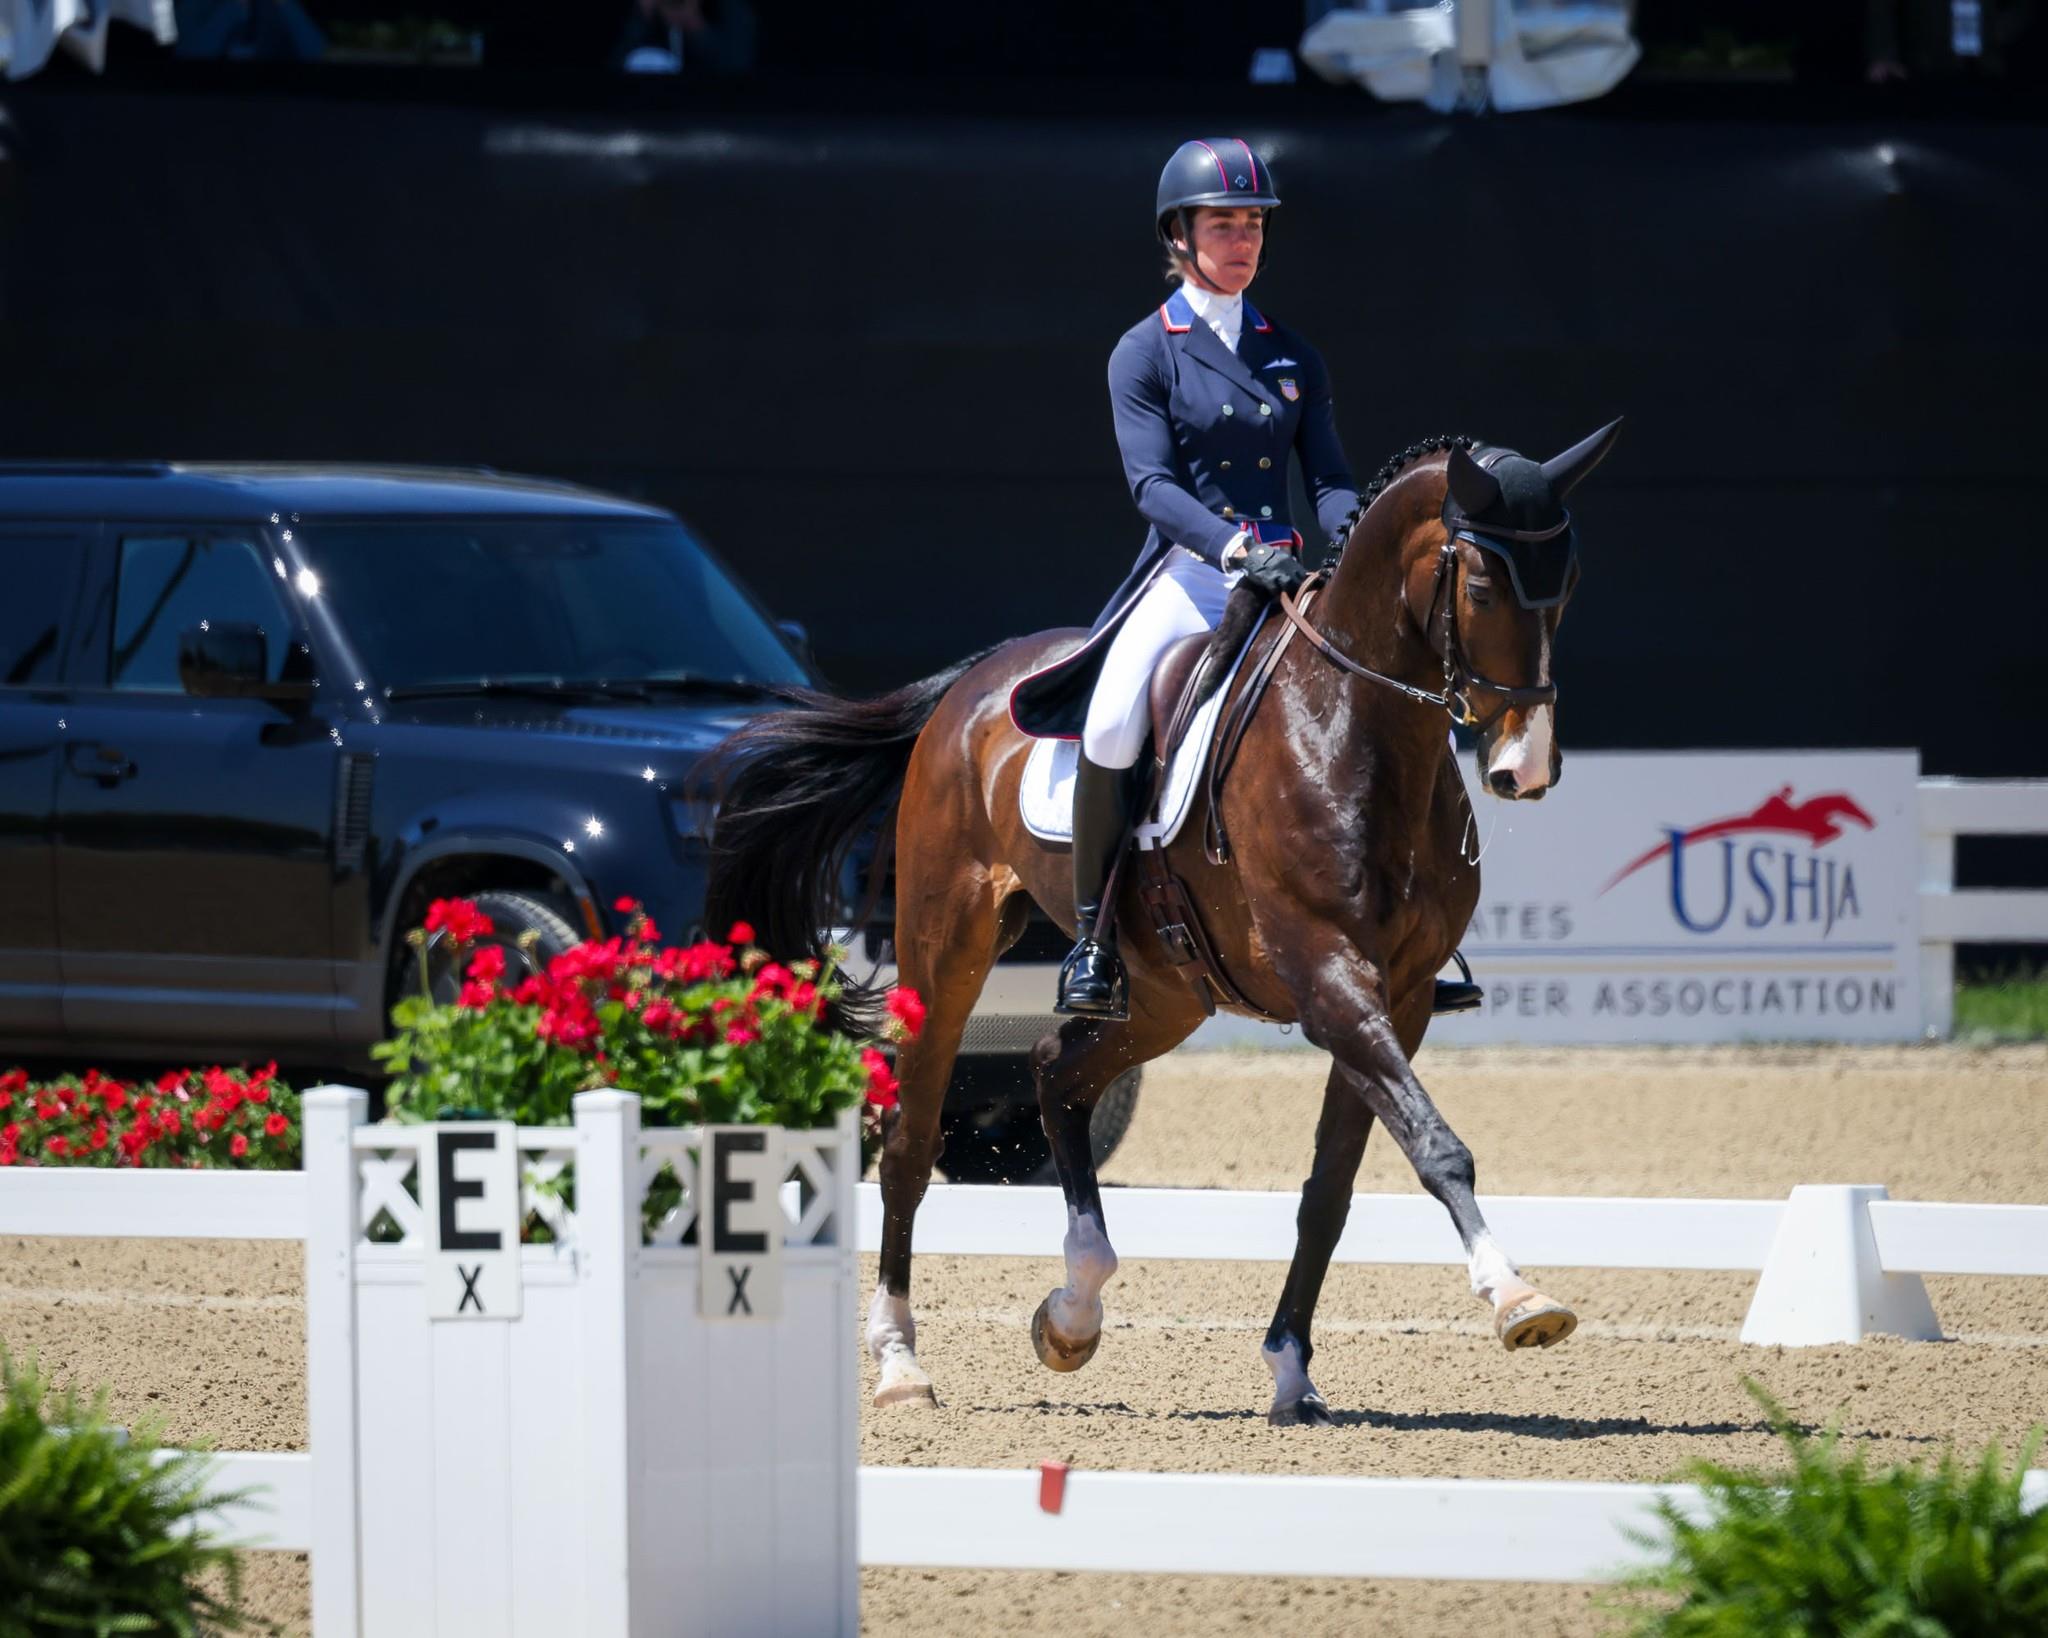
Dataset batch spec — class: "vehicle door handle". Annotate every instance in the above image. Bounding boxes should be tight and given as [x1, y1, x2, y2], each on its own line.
[66, 743, 137, 785]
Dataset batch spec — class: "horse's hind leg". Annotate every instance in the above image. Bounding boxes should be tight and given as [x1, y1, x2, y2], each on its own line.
[1029, 997, 1192, 1373]
[1262, 1064, 1375, 1425]
[868, 866, 1004, 1408]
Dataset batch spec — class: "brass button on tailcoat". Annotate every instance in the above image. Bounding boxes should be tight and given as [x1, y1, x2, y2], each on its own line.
[1259, 402, 1272, 416]
[1221, 404, 1234, 417]
[1219, 460, 1232, 471]
[1221, 507, 1236, 519]
[1261, 506, 1273, 518]
[1258, 456, 1272, 469]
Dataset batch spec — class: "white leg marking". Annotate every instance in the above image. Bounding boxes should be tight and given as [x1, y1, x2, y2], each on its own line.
[1045, 1209, 1118, 1339]
[1261, 1336, 1325, 1419]
[867, 1282, 934, 1404]
[866, 1282, 916, 1363]
[1466, 1231, 1528, 1308]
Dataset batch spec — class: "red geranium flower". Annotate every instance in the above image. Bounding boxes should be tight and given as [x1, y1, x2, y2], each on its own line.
[860, 1046, 900, 1110]
[425, 897, 495, 946]
[265, 1112, 289, 1138]
[229, 1134, 249, 1158]
[468, 944, 507, 985]
[727, 921, 756, 947]
[885, 987, 927, 1040]
[45, 1136, 69, 1157]
[751, 963, 794, 1000]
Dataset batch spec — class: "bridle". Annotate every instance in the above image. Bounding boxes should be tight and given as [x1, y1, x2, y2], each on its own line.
[1275, 501, 1569, 732]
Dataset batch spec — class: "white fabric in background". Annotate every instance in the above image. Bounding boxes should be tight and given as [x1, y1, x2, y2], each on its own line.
[2, 0, 175, 80]
[1299, 1, 1638, 114]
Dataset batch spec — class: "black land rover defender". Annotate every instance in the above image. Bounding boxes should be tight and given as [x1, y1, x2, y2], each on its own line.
[0, 463, 1134, 1181]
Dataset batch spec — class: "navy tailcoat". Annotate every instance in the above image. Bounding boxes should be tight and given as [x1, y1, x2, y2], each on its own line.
[1010, 288, 1360, 739]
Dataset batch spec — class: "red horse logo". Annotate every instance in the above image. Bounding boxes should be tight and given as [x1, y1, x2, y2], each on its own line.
[1601, 786, 1876, 894]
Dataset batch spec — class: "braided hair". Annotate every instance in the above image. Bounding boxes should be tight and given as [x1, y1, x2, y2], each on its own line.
[1320, 433, 1475, 570]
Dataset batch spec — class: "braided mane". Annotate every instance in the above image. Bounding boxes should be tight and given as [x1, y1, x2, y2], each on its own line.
[1320, 433, 1475, 569]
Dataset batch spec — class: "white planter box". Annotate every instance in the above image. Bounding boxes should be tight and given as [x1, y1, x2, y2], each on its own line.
[302, 1089, 859, 1638]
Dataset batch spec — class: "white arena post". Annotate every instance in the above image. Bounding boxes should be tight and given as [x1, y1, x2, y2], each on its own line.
[1738, 1185, 1941, 1346]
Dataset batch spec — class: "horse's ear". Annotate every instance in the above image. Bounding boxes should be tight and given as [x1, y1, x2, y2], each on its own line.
[1445, 445, 1502, 516]
[1541, 416, 1625, 500]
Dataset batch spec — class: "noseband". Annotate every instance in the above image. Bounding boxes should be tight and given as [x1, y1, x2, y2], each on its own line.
[1276, 507, 1565, 731]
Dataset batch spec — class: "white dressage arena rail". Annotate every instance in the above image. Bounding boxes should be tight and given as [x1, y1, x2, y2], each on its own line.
[6, 1170, 2046, 1343]
[166, 1455, 2048, 1582]
[855, 1179, 2048, 1346]
[1918, 777, 2048, 1037]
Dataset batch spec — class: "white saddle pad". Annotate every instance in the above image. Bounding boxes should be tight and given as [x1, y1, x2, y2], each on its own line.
[1020, 624, 1261, 851]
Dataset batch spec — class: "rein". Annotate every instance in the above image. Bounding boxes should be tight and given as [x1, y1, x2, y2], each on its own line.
[1277, 524, 1560, 733]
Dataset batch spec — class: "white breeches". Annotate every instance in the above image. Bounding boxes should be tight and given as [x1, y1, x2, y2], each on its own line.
[1081, 551, 1239, 770]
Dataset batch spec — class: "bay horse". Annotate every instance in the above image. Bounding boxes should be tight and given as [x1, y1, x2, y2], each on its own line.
[707, 422, 1621, 1423]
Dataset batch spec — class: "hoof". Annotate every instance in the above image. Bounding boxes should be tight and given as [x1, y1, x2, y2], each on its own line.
[1268, 1390, 1335, 1428]
[872, 1357, 938, 1409]
[1498, 1293, 1578, 1351]
[1031, 1296, 1102, 1373]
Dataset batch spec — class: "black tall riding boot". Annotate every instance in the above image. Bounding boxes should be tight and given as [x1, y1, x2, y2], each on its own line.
[1056, 751, 1135, 1020]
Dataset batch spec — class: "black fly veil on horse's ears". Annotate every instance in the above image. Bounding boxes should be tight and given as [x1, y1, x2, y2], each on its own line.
[1445, 419, 1623, 609]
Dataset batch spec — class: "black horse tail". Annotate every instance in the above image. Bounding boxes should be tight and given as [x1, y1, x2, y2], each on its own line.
[703, 649, 995, 1022]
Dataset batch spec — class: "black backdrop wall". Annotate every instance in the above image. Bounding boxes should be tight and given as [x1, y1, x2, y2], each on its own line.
[1, 83, 2044, 775]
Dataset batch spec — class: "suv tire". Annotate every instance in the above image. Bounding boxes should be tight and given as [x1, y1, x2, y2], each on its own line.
[937, 1059, 1140, 1186]
[392, 886, 584, 1012]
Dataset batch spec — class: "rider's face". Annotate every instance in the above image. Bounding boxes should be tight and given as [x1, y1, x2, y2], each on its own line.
[1180, 207, 1264, 296]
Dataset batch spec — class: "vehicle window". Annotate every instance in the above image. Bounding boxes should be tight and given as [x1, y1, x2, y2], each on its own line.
[0, 535, 76, 690]
[111, 536, 292, 692]
[295, 520, 810, 691]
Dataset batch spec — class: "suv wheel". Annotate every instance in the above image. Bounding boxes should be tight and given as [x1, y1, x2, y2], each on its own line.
[937, 1058, 1140, 1186]
[393, 887, 584, 1010]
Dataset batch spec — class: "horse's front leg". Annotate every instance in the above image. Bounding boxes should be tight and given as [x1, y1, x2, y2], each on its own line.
[1286, 949, 1578, 1352]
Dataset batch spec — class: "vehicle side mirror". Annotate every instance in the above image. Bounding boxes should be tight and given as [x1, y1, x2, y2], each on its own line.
[777, 618, 816, 669]
[179, 622, 315, 704]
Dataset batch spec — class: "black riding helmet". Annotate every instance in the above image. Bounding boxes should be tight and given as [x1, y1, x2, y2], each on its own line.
[1156, 138, 1282, 280]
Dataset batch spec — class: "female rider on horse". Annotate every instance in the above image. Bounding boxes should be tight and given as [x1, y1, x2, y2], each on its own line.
[1037, 137, 1482, 1021]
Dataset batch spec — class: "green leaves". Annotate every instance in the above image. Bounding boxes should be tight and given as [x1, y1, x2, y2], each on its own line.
[1613, 1382, 2048, 1636]
[0, 1351, 250, 1638]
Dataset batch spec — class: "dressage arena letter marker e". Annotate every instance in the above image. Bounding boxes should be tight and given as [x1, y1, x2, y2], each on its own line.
[702, 1126, 785, 1321]
[419, 1123, 523, 1321]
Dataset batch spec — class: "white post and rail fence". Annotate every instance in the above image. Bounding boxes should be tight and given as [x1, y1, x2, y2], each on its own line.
[1918, 777, 2048, 1037]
